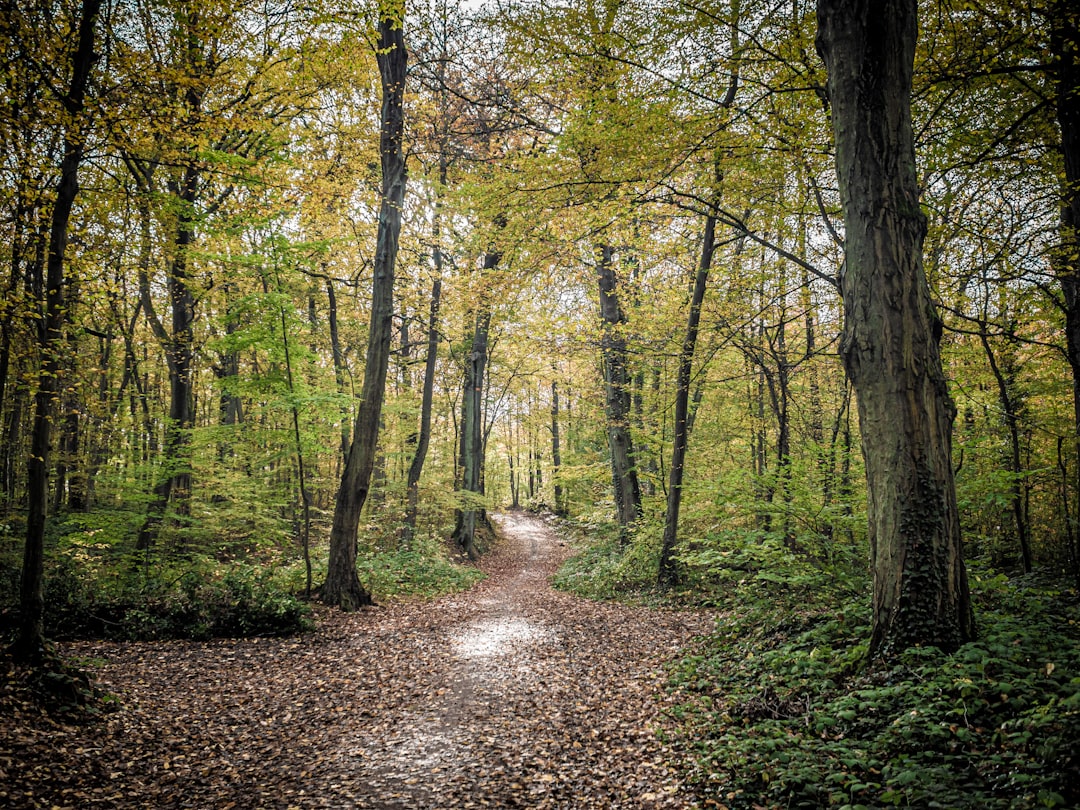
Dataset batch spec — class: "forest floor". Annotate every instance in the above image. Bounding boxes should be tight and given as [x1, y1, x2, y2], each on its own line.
[1, 511, 715, 809]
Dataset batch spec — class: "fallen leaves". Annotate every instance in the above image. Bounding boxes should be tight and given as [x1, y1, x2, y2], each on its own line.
[1, 511, 712, 808]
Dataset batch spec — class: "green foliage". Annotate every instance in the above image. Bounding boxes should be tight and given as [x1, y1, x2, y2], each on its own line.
[355, 531, 485, 599]
[670, 571, 1080, 809]
[0, 520, 313, 642]
[551, 517, 659, 599]
[38, 558, 312, 641]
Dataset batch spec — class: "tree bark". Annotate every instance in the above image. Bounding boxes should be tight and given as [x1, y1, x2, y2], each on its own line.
[658, 213, 715, 588]
[551, 377, 565, 516]
[817, 0, 974, 656]
[13, 0, 101, 664]
[403, 275, 442, 546]
[1052, 0, 1080, 581]
[323, 1, 407, 609]
[452, 253, 497, 560]
[134, 158, 199, 554]
[325, 277, 351, 463]
[596, 244, 642, 536]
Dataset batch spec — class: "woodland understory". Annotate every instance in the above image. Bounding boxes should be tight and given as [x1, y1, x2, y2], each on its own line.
[3, 0, 1080, 805]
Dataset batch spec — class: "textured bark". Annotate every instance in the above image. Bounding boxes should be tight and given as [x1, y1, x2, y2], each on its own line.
[324, 3, 406, 609]
[658, 213, 715, 588]
[1053, 0, 1080, 582]
[817, 0, 974, 656]
[14, 0, 101, 664]
[596, 244, 642, 535]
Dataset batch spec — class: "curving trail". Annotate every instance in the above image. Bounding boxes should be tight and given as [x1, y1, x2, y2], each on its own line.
[1, 512, 713, 809]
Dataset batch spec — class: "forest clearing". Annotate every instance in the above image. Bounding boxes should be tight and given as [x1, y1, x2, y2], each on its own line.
[3, 0, 1080, 805]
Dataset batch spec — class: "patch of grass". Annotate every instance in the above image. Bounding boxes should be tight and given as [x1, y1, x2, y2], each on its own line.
[669, 569, 1080, 809]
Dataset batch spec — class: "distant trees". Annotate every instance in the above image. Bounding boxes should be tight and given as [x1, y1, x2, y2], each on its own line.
[1, 0, 1077, 661]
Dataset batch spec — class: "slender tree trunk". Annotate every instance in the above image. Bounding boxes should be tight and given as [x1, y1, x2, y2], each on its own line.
[596, 244, 642, 535]
[402, 276, 442, 546]
[278, 281, 313, 599]
[978, 331, 1032, 572]
[551, 377, 565, 516]
[325, 277, 351, 462]
[817, 0, 974, 656]
[659, 213, 715, 587]
[13, 0, 101, 664]
[452, 254, 496, 559]
[323, 2, 406, 609]
[134, 160, 198, 553]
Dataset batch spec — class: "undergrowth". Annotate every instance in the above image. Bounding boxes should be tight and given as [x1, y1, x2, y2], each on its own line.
[1, 513, 484, 643]
[667, 569, 1080, 809]
[551, 521, 1079, 808]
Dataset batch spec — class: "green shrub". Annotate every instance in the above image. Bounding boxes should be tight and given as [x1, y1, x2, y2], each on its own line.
[356, 538, 484, 599]
[670, 570, 1080, 809]
[3, 556, 313, 642]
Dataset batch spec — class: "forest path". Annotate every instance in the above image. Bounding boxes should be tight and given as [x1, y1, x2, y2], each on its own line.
[3, 512, 712, 809]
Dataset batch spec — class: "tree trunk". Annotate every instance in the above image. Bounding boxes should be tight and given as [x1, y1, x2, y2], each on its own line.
[978, 330, 1032, 573]
[326, 277, 351, 462]
[1052, 0, 1080, 576]
[13, 0, 101, 665]
[659, 213, 715, 588]
[134, 159, 199, 554]
[452, 253, 496, 559]
[323, 2, 407, 609]
[551, 377, 565, 516]
[402, 276, 442, 546]
[817, 0, 974, 656]
[596, 243, 642, 535]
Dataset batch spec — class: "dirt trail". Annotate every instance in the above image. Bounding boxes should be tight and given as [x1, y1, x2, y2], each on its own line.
[1, 512, 713, 809]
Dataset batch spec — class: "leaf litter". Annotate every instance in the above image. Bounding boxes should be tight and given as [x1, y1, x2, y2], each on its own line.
[1, 511, 713, 808]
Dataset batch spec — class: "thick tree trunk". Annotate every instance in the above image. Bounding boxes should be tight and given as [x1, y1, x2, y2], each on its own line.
[658, 213, 715, 588]
[1052, 0, 1080, 581]
[596, 244, 642, 535]
[323, 3, 406, 609]
[817, 0, 974, 656]
[13, 0, 101, 665]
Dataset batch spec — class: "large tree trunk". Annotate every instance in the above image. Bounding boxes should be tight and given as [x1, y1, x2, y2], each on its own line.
[658, 213, 715, 588]
[13, 0, 101, 665]
[596, 244, 642, 535]
[1052, 0, 1080, 584]
[817, 0, 974, 657]
[323, 1, 407, 609]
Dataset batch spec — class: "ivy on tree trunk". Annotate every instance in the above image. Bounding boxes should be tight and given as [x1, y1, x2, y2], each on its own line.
[816, 0, 975, 657]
